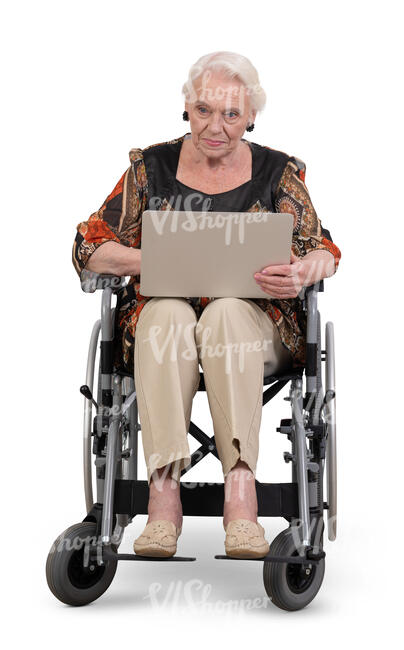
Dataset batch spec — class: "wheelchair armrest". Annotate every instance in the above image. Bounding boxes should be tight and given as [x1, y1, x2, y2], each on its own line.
[80, 269, 126, 294]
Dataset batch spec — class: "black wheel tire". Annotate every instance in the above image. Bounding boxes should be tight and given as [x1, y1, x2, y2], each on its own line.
[46, 522, 118, 606]
[263, 527, 325, 611]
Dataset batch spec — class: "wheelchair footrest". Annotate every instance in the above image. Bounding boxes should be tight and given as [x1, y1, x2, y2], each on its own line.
[103, 549, 196, 562]
[214, 553, 324, 564]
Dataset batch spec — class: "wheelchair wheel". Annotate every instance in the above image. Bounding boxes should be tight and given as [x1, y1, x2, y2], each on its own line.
[83, 319, 101, 513]
[263, 528, 325, 611]
[46, 522, 117, 606]
[325, 321, 337, 541]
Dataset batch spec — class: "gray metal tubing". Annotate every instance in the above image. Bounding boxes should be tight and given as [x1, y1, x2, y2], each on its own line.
[305, 286, 319, 394]
[83, 318, 101, 513]
[96, 475, 105, 505]
[101, 288, 113, 392]
[111, 520, 127, 546]
[312, 312, 324, 426]
[291, 377, 311, 547]
[325, 321, 337, 541]
[101, 374, 122, 544]
[122, 376, 138, 481]
[101, 287, 113, 339]
[129, 391, 139, 481]
[288, 383, 297, 484]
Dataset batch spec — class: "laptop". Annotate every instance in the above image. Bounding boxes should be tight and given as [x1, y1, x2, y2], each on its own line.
[139, 209, 294, 299]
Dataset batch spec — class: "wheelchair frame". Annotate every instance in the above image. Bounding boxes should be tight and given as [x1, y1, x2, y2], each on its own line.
[46, 271, 337, 610]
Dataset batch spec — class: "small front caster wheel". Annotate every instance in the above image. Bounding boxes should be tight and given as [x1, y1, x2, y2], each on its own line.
[46, 522, 117, 606]
[263, 528, 325, 611]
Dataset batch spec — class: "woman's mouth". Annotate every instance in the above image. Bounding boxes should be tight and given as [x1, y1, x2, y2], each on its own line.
[203, 139, 224, 147]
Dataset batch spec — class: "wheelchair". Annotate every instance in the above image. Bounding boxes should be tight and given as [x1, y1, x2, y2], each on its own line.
[46, 269, 337, 611]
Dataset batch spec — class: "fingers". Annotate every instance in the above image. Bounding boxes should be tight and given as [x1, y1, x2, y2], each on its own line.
[255, 275, 302, 298]
[259, 264, 294, 276]
[257, 287, 300, 299]
[255, 253, 303, 297]
[255, 273, 298, 288]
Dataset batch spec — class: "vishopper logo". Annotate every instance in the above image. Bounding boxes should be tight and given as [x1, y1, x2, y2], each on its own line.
[51, 533, 105, 567]
[149, 192, 213, 214]
[147, 205, 275, 246]
[80, 269, 124, 293]
[52, 534, 97, 554]
[184, 68, 264, 110]
[223, 465, 256, 502]
[289, 516, 336, 556]
[146, 452, 258, 493]
[143, 578, 271, 613]
[140, 320, 273, 374]
[288, 385, 335, 425]
[93, 385, 333, 429]
[147, 452, 223, 490]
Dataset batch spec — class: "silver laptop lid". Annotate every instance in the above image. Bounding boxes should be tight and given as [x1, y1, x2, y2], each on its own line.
[139, 210, 293, 299]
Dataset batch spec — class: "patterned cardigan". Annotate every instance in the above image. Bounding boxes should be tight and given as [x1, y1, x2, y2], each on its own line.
[72, 133, 341, 375]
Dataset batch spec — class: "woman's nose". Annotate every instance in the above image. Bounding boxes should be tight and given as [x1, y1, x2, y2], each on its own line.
[209, 112, 223, 132]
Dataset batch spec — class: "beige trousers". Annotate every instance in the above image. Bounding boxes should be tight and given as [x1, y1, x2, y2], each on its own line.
[134, 297, 294, 484]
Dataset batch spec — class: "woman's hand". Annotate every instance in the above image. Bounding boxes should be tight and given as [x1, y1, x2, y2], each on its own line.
[253, 249, 335, 299]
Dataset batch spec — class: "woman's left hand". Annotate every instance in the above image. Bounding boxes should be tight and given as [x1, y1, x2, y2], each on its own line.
[253, 251, 306, 299]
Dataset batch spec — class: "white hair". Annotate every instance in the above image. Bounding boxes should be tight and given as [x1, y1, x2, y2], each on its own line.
[181, 51, 267, 113]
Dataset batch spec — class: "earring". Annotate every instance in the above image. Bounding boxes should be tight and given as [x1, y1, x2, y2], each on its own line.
[183, 110, 189, 121]
[246, 123, 255, 132]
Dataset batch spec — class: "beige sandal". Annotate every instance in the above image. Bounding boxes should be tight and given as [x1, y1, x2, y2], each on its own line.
[224, 519, 270, 558]
[133, 520, 182, 557]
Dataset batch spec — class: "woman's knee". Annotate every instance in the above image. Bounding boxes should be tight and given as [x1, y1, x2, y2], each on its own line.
[200, 297, 248, 316]
[195, 298, 261, 348]
[137, 297, 197, 333]
[197, 297, 257, 328]
[135, 297, 200, 366]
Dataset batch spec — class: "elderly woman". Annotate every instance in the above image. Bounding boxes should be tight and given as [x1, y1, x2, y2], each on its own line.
[72, 51, 341, 559]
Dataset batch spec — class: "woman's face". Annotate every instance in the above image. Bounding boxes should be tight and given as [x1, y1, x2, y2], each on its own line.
[185, 70, 256, 159]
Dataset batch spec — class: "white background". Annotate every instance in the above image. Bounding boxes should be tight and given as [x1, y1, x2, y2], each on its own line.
[2, 0, 402, 645]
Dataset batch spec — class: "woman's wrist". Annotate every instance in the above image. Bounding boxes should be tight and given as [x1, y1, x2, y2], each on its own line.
[300, 249, 336, 286]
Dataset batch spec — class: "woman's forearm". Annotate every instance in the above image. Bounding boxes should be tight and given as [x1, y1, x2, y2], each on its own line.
[85, 241, 141, 276]
[301, 249, 336, 285]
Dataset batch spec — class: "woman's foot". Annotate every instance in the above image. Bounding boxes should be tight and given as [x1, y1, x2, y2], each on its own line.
[133, 519, 182, 557]
[224, 519, 269, 558]
[222, 460, 270, 558]
[133, 464, 183, 557]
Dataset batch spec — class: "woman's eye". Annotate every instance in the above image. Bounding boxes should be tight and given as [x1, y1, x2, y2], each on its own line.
[198, 106, 208, 114]
[225, 111, 239, 119]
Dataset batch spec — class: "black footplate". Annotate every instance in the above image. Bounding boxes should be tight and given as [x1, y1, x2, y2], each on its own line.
[103, 549, 196, 562]
[214, 552, 325, 564]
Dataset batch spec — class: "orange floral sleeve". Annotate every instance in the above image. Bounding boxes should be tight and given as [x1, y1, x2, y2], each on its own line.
[71, 171, 129, 277]
[71, 157, 148, 278]
[274, 158, 341, 272]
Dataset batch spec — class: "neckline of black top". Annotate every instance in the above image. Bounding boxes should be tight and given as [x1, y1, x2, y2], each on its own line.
[175, 178, 252, 196]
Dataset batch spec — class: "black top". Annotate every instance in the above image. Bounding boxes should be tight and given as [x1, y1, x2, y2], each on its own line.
[143, 135, 293, 213]
[172, 178, 253, 212]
